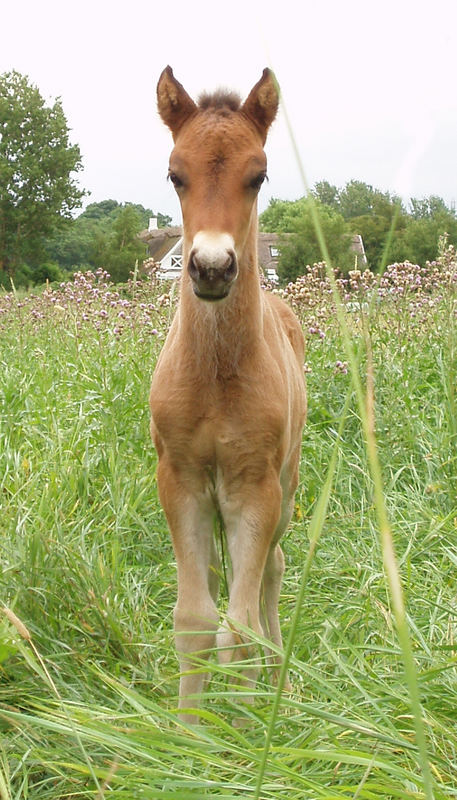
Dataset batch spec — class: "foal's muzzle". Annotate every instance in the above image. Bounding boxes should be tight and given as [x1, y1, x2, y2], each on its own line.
[188, 233, 238, 301]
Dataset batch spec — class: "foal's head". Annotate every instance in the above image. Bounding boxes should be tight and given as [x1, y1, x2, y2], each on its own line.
[157, 67, 279, 302]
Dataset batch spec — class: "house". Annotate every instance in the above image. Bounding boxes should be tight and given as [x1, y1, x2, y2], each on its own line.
[351, 234, 367, 266]
[140, 218, 184, 279]
[139, 218, 280, 281]
[139, 218, 367, 280]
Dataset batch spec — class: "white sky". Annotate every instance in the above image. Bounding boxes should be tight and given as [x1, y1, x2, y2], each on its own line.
[1, 0, 456, 222]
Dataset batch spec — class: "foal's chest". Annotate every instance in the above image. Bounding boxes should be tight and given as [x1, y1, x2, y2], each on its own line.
[151, 369, 283, 476]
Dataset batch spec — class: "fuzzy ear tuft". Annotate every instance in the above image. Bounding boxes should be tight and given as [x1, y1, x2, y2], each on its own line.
[157, 66, 197, 139]
[241, 68, 279, 143]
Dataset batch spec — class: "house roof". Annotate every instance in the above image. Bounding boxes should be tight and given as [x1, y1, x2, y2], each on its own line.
[139, 226, 282, 270]
[258, 233, 281, 271]
[139, 226, 181, 260]
[148, 235, 182, 262]
[140, 225, 183, 242]
[139, 227, 367, 267]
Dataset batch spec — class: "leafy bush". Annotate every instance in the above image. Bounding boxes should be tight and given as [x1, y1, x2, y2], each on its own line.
[31, 261, 65, 285]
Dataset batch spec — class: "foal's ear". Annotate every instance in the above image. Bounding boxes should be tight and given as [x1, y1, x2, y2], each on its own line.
[157, 66, 197, 138]
[242, 68, 279, 143]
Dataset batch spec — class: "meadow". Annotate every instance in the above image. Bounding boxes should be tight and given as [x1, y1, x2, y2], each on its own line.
[0, 247, 456, 799]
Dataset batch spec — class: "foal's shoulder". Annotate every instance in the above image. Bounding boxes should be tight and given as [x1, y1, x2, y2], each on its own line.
[263, 291, 305, 362]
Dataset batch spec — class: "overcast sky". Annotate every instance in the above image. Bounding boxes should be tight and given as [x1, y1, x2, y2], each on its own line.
[2, 0, 456, 222]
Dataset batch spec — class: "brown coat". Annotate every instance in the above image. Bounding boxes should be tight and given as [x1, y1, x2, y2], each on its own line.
[150, 67, 306, 722]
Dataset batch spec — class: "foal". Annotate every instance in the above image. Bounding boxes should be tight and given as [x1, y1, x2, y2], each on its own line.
[150, 67, 307, 722]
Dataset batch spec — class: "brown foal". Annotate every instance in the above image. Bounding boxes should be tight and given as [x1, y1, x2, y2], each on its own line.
[150, 67, 307, 722]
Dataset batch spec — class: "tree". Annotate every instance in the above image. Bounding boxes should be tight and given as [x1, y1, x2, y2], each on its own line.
[85, 204, 148, 283]
[336, 180, 404, 221]
[259, 196, 308, 233]
[0, 71, 85, 282]
[409, 195, 449, 220]
[45, 200, 172, 277]
[101, 205, 147, 282]
[348, 212, 396, 270]
[261, 181, 457, 276]
[391, 204, 457, 265]
[337, 180, 377, 218]
[77, 199, 171, 230]
[312, 180, 340, 210]
[349, 195, 407, 270]
[260, 196, 354, 282]
[278, 203, 354, 282]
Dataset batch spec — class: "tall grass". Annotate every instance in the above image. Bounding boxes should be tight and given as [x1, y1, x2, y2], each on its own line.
[1, 253, 457, 798]
[273, 93, 442, 799]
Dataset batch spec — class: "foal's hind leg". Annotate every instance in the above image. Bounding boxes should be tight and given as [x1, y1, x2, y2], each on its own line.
[260, 543, 292, 692]
[259, 461, 299, 690]
[208, 532, 221, 603]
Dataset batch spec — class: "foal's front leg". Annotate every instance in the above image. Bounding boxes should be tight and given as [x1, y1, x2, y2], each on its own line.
[157, 462, 219, 722]
[217, 474, 282, 698]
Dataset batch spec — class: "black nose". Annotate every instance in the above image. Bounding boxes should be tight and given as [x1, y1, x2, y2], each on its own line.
[188, 251, 237, 283]
[188, 248, 238, 299]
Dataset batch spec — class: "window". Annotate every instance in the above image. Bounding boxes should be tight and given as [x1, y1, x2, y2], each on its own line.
[269, 245, 279, 258]
[171, 255, 183, 268]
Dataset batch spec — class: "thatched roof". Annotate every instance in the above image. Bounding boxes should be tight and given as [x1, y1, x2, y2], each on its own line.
[139, 226, 282, 270]
[138, 227, 367, 268]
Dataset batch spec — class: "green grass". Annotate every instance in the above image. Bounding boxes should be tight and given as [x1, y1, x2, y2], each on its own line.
[0, 264, 457, 798]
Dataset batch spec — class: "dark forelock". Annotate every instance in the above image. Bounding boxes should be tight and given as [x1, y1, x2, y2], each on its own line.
[197, 90, 241, 112]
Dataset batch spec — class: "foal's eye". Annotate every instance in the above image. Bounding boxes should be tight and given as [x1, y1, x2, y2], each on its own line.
[249, 172, 267, 191]
[168, 171, 184, 190]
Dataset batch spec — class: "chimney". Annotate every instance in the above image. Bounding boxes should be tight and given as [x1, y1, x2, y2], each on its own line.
[148, 217, 158, 231]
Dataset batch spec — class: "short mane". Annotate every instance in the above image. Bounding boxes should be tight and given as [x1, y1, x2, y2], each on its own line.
[198, 90, 241, 112]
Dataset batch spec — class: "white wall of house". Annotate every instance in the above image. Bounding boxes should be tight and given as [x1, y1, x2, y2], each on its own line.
[155, 237, 279, 281]
[159, 239, 183, 279]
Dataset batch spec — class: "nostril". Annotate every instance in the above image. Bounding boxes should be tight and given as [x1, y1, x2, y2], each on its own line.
[188, 254, 199, 281]
[223, 255, 237, 283]
[187, 244, 238, 288]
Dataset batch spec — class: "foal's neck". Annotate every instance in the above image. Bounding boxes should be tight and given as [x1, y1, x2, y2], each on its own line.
[180, 220, 262, 380]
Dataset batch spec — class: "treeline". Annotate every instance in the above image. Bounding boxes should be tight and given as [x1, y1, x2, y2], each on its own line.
[1, 199, 170, 288]
[260, 180, 457, 282]
[43, 201, 171, 284]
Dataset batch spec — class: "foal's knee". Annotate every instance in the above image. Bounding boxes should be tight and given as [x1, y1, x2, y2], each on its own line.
[174, 600, 219, 656]
[217, 605, 263, 665]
